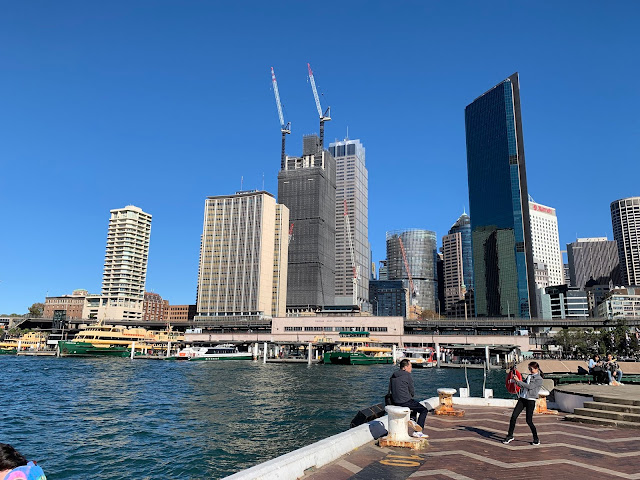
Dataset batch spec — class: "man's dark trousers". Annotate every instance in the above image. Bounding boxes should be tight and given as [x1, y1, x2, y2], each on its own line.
[396, 399, 428, 428]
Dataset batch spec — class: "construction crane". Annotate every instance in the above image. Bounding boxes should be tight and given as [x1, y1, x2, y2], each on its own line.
[271, 67, 291, 169]
[344, 200, 358, 307]
[307, 63, 331, 151]
[398, 236, 417, 305]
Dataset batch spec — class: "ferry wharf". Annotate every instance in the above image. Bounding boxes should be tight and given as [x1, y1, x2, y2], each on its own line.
[225, 386, 640, 480]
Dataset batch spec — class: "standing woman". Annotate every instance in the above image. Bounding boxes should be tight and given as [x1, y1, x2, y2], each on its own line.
[503, 361, 543, 446]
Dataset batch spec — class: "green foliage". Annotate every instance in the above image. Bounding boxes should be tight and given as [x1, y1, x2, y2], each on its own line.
[28, 302, 45, 318]
[552, 322, 639, 357]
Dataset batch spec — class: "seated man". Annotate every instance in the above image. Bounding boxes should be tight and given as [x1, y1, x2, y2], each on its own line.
[588, 354, 606, 384]
[604, 353, 623, 385]
[389, 359, 429, 438]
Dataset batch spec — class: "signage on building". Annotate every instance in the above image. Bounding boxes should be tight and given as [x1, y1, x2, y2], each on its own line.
[531, 204, 554, 215]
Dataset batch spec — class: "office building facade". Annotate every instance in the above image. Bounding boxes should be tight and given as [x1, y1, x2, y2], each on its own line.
[448, 212, 473, 292]
[540, 285, 589, 319]
[98, 205, 152, 321]
[442, 232, 465, 315]
[465, 73, 536, 318]
[369, 280, 407, 317]
[195, 191, 289, 322]
[529, 200, 564, 287]
[566, 237, 620, 289]
[329, 139, 370, 307]
[278, 135, 336, 310]
[386, 229, 438, 314]
[611, 197, 640, 286]
[597, 286, 640, 319]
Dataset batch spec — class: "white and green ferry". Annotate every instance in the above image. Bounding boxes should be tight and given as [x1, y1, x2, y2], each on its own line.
[176, 344, 253, 361]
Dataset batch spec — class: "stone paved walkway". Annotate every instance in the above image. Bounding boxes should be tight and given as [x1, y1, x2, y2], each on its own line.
[303, 406, 640, 480]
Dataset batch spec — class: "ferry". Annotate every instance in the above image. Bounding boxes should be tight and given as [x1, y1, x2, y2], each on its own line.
[323, 331, 393, 365]
[0, 331, 49, 354]
[175, 344, 253, 361]
[398, 346, 436, 368]
[58, 322, 184, 357]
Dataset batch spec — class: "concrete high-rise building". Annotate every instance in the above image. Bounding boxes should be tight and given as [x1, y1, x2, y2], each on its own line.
[329, 139, 370, 307]
[465, 73, 536, 318]
[529, 200, 564, 287]
[98, 205, 152, 321]
[386, 229, 438, 313]
[566, 238, 620, 289]
[611, 197, 640, 286]
[442, 232, 465, 315]
[448, 212, 473, 292]
[378, 260, 388, 281]
[278, 134, 336, 310]
[195, 191, 289, 323]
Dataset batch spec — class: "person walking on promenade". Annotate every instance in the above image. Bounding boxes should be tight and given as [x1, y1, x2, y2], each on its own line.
[605, 353, 623, 385]
[389, 358, 429, 439]
[502, 361, 543, 446]
[0, 443, 47, 480]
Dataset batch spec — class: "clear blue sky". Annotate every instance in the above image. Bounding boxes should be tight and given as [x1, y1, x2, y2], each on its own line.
[1, 1, 639, 314]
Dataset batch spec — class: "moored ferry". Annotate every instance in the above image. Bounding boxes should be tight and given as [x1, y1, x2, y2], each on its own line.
[398, 346, 436, 368]
[176, 344, 253, 361]
[323, 331, 393, 365]
[58, 322, 184, 357]
[0, 331, 49, 354]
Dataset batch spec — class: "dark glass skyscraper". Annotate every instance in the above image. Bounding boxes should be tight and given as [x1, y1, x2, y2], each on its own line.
[465, 73, 537, 318]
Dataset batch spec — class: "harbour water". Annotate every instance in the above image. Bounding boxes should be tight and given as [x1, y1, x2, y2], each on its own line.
[2, 357, 509, 479]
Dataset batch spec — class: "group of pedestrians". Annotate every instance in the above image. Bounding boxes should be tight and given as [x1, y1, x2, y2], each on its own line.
[388, 359, 547, 446]
[589, 354, 624, 385]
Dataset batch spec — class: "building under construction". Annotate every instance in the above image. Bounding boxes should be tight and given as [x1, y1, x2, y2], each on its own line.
[271, 64, 337, 312]
[278, 135, 336, 311]
[386, 229, 438, 316]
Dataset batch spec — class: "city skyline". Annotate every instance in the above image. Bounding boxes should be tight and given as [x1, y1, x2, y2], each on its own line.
[1, 2, 639, 313]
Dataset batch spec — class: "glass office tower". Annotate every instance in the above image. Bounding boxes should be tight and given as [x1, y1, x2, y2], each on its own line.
[465, 73, 537, 318]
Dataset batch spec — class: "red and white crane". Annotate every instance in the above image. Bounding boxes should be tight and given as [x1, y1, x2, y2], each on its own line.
[271, 67, 291, 169]
[307, 63, 331, 151]
[344, 200, 359, 307]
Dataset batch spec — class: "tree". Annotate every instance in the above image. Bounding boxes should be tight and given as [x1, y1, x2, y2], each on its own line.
[28, 303, 44, 318]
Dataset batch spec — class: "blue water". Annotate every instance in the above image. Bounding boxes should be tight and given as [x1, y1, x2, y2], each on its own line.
[1, 357, 508, 479]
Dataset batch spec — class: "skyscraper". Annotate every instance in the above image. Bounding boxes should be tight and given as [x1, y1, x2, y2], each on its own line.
[195, 191, 289, 322]
[566, 237, 620, 289]
[98, 205, 152, 321]
[448, 212, 473, 292]
[529, 199, 564, 287]
[329, 139, 370, 307]
[278, 134, 336, 310]
[442, 232, 465, 315]
[386, 229, 438, 314]
[611, 197, 640, 286]
[465, 73, 536, 318]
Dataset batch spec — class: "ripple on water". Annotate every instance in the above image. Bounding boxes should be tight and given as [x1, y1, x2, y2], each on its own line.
[2, 357, 508, 479]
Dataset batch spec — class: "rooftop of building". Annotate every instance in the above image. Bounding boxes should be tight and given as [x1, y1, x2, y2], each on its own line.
[206, 190, 275, 200]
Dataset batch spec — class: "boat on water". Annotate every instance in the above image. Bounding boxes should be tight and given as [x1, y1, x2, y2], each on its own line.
[323, 331, 394, 365]
[175, 344, 253, 361]
[0, 331, 49, 354]
[398, 346, 436, 368]
[58, 322, 184, 357]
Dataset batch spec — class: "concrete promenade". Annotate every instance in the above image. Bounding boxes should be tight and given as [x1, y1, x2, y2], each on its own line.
[302, 405, 640, 480]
